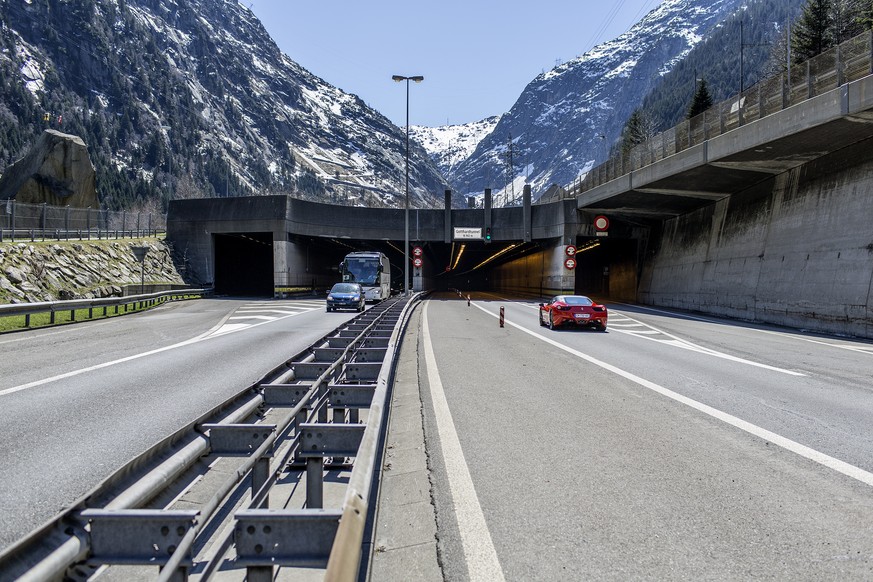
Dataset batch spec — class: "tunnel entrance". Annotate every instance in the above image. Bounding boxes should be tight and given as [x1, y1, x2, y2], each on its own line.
[574, 236, 639, 301]
[214, 232, 273, 296]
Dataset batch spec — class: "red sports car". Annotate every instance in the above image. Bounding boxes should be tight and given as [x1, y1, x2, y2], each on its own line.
[539, 295, 607, 331]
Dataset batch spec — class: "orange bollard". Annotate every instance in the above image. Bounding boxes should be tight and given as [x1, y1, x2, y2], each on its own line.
[467, 294, 471, 306]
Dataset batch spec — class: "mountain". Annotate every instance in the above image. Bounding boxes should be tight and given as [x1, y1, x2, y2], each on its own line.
[0, 0, 452, 211]
[447, 0, 750, 202]
[409, 116, 500, 186]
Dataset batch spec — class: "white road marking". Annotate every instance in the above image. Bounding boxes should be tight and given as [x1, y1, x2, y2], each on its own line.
[470, 301, 873, 489]
[423, 302, 506, 582]
[607, 312, 804, 376]
[207, 300, 323, 336]
[609, 300, 873, 355]
[0, 304, 319, 397]
[497, 300, 801, 375]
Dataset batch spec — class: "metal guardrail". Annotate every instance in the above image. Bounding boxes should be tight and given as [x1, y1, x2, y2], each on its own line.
[0, 292, 419, 581]
[0, 227, 164, 242]
[0, 199, 166, 239]
[0, 288, 210, 329]
[562, 28, 873, 199]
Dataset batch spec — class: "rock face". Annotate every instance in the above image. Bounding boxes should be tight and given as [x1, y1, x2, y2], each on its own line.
[0, 239, 186, 303]
[0, 130, 99, 208]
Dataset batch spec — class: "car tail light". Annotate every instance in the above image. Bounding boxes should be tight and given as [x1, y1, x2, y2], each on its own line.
[592, 306, 605, 312]
[555, 305, 571, 311]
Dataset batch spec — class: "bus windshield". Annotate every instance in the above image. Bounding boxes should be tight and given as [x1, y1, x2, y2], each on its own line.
[343, 257, 380, 286]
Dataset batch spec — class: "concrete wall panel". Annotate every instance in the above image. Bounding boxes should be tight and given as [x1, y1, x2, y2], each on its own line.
[640, 145, 873, 337]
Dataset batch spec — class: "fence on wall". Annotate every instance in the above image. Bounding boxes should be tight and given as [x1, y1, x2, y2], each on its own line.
[0, 200, 167, 242]
[561, 29, 873, 199]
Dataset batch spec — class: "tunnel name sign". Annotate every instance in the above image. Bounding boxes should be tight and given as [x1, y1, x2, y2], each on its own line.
[454, 227, 483, 240]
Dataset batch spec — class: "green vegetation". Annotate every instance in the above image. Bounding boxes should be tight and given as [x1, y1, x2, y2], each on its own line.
[0, 293, 202, 334]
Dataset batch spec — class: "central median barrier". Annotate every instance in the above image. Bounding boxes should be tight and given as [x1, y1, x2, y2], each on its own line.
[0, 293, 421, 581]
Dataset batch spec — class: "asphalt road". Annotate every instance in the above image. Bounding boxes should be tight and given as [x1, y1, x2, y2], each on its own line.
[417, 292, 873, 581]
[0, 295, 359, 551]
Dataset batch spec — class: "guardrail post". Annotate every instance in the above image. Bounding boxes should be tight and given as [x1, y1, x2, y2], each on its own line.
[253, 457, 270, 509]
[288, 406, 308, 466]
[307, 458, 324, 508]
[807, 61, 813, 98]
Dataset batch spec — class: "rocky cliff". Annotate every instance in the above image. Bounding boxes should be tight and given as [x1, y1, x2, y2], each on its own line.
[0, 238, 185, 303]
[0, 130, 99, 208]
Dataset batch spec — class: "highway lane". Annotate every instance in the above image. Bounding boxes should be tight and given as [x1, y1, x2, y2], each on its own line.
[417, 292, 873, 580]
[0, 296, 358, 551]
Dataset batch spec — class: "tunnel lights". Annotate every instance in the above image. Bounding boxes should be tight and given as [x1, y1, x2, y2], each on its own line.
[451, 244, 466, 270]
[577, 241, 601, 253]
[470, 243, 518, 271]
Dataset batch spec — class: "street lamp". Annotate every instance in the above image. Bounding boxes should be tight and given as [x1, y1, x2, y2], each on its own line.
[392, 74, 424, 295]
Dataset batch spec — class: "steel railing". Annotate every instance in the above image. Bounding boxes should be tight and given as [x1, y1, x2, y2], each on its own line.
[0, 288, 210, 330]
[0, 200, 166, 241]
[0, 292, 420, 581]
[558, 28, 873, 200]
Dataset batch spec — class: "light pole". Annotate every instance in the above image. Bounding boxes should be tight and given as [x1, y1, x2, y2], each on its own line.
[392, 74, 424, 295]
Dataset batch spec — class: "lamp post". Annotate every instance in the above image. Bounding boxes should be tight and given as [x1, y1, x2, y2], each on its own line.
[392, 74, 424, 295]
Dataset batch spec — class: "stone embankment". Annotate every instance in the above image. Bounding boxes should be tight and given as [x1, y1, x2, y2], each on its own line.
[0, 238, 187, 303]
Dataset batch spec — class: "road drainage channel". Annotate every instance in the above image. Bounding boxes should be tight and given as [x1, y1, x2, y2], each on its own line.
[0, 293, 419, 582]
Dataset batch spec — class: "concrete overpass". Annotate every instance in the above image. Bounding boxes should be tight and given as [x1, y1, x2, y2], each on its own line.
[166, 189, 625, 299]
[167, 72, 873, 338]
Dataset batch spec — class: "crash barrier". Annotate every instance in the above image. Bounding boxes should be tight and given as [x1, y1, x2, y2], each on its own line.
[0, 293, 419, 581]
[560, 29, 873, 199]
[0, 200, 166, 242]
[0, 288, 210, 331]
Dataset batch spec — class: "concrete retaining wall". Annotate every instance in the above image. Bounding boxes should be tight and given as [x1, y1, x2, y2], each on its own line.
[639, 143, 873, 338]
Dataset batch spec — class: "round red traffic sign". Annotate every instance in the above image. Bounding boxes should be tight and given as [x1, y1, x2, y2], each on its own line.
[593, 215, 610, 231]
[412, 246, 423, 257]
[565, 245, 577, 256]
[413, 257, 423, 268]
[565, 258, 577, 270]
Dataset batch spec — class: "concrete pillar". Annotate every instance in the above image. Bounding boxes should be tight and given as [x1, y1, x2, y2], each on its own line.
[273, 234, 309, 297]
[444, 189, 452, 243]
[523, 185, 532, 242]
[484, 188, 492, 239]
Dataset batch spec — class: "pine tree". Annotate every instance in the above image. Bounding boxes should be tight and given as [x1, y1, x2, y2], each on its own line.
[832, 0, 868, 42]
[792, 0, 835, 63]
[620, 109, 657, 158]
[687, 79, 714, 119]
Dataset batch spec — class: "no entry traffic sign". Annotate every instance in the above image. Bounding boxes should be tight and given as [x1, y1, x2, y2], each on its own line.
[593, 215, 610, 231]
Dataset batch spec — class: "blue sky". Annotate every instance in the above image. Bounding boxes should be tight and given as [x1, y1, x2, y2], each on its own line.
[246, 1, 662, 128]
